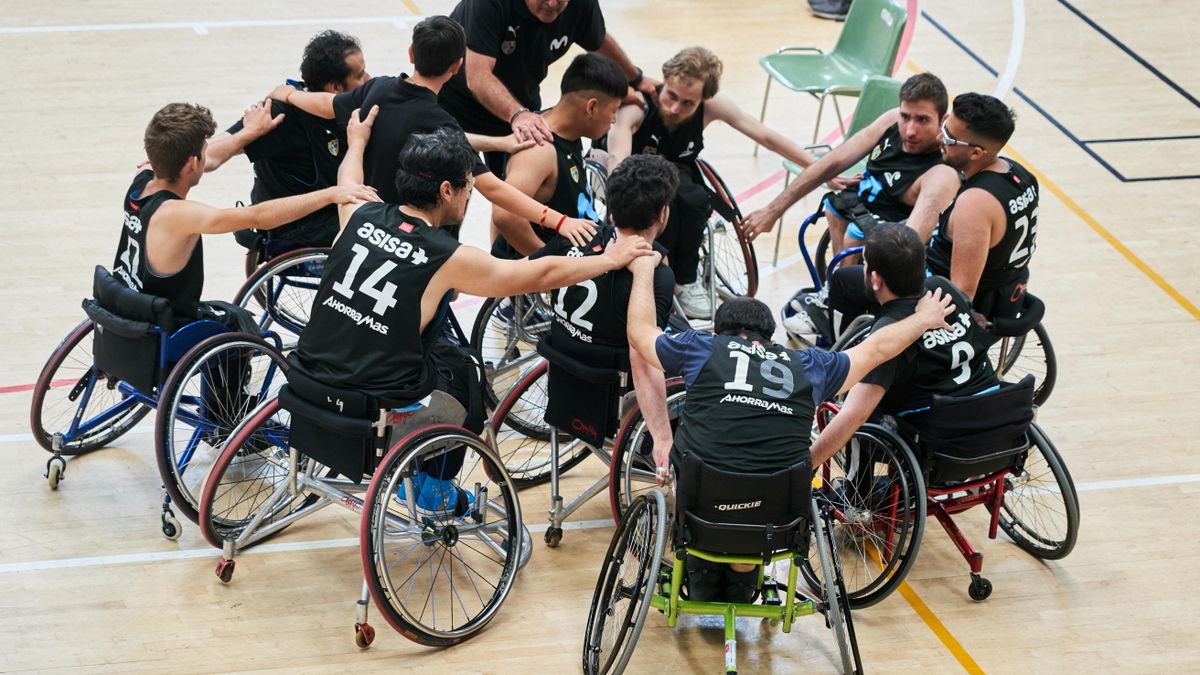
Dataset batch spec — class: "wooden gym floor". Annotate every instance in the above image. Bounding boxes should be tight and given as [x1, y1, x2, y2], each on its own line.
[1, 0, 1197, 672]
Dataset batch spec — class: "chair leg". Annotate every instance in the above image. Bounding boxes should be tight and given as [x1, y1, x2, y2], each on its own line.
[832, 94, 847, 139]
[812, 93, 828, 144]
[754, 74, 772, 157]
[773, 172, 790, 266]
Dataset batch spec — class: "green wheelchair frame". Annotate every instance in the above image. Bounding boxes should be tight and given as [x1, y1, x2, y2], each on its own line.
[583, 489, 863, 674]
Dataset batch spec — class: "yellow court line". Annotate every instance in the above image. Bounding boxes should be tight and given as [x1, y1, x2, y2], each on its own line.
[896, 580, 985, 674]
[402, 0, 422, 16]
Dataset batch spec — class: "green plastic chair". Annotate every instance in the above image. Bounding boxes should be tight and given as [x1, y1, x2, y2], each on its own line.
[772, 75, 903, 264]
[756, 0, 907, 150]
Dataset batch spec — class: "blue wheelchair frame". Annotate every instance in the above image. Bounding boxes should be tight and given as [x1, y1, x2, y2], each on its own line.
[790, 204, 865, 349]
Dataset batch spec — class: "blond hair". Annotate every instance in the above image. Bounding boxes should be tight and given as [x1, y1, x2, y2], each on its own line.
[661, 46, 723, 100]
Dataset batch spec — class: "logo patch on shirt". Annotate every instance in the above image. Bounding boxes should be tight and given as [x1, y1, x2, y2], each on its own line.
[549, 35, 569, 51]
[569, 165, 580, 183]
[399, 222, 414, 233]
[327, 139, 340, 156]
[592, 244, 603, 252]
[502, 26, 518, 54]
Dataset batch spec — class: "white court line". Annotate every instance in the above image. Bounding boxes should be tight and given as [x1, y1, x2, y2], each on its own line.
[0, 15, 423, 36]
[993, 0, 1026, 100]
[759, 251, 807, 280]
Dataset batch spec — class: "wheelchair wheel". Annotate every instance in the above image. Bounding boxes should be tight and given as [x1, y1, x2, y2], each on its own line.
[233, 247, 328, 349]
[696, 158, 758, 299]
[812, 497, 861, 675]
[815, 228, 832, 285]
[583, 490, 667, 675]
[990, 423, 1079, 560]
[991, 322, 1056, 406]
[198, 396, 318, 550]
[802, 423, 926, 609]
[470, 294, 554, 408]
[585, 158, 610, 225]
[156, 332, 289, 524]
[30, 319, 150, 455]
[488, 360, 591, 488]
[607, 379, 686, 522]
[361, 424, 524, 646]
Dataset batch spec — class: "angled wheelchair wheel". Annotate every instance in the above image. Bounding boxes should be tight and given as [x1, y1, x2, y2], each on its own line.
[198, 396, 317, 551]
[585, 158, 610, 226]
[471, 294, 554, 409]
[812, 497, 862, 675]
[488, 360, 591, 488]
[991, 322, 1056, 406]
[156, 332, 289, 524]
[583, 490, 667, 675]
[802, 423, 926, 609]
[696, 158, 758, 299]
[361, 425, 524, 646]
[990, 423, 1079, 560]
[608, 379, 686, 523]
[233, 247, 328, 350]
[30, 319, 150, 455]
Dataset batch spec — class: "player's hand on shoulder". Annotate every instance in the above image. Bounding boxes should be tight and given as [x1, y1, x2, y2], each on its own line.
[636, 75, 662, 105]
[501, 133, 537, 155]
[243, 98, 285, 137]
[627, 249, 662, 272]
[559, 216, 597, 248]
[512, 110, 553, 145]
[346, 105, 379, 146]
[604, 234, 653, 268]
[916, 287, 955, 330]
[268, 83, 296, 103]
[331, 183, 381, 205]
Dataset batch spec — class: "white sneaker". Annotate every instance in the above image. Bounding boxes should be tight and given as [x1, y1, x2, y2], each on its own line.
[783, 292, 826, 341]
[676, 281, 714, 319]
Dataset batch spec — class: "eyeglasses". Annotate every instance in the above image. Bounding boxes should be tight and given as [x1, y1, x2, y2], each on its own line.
[940, 120, 982, 149]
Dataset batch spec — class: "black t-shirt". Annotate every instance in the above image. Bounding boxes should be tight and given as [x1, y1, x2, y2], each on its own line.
[293, 203, 462, 403]
[226, 97, 344, 246]
[440, 0, 608, 135]
[849, 123, 944, 222]
[333, 75, 489, 204]
[530, 226, 674, 347]
[631, 88, 705, 165]
[927, 157, 1040, 297]
[113, 170, 201, 320]
[863, 277, 998, 414]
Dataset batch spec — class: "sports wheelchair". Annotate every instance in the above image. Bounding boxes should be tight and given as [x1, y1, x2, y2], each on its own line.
[197, 343, 530, 648]
[811, 375, 1079, 605]
[583, 452, 863, 674]
[29, 266, 288, 539]
[232, 230, 330, 350]
[783, 203, 1057, 404]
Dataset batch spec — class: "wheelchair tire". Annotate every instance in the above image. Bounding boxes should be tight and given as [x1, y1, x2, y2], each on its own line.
[989, 423, 1079, 560]
[991, 321, 1057, 406]
[802, 423, 926, 609]
[607, 379, 686, 523]
[30, 319, 150, 455]
[361, 424, 523, 646]
[233, 246, 329, 348]
[583, 490, 667, 675]
[470, 294, 553, 411]
[585, 158, 610, 226]
[156, 332, 289, 524]
[812, 497, 859, 675]
[815, 228, 832, 285]
[488, 360, 591, 488]
[198, 396, 318, 550]
[696, 158, 759, 299]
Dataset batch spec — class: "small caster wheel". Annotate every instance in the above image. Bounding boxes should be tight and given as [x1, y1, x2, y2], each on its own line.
[45, 456, 66, 490]
[215, 558, 236, 584]
[354, 622, 375, 648]
[544, 526, 563, 548]
[161, 512, 182, 540]
[968, 576, 992, 601]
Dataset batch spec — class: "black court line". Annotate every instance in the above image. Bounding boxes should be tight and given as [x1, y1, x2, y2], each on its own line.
[1083, 134, 1200, 145]
[921, 11, 1200, 183]
[1057, 0, 1200, 110]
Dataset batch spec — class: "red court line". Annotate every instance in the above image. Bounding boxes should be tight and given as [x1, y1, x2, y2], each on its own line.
[0, 379, 71, 395]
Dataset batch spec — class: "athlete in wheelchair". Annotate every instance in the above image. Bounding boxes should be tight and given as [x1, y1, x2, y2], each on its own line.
[29, 102, 374, 538]
[582, 258, 957, 672]
[807, 224, 1078, 605]
[486, 155, 679, 540]
[197, 116, 656, 646]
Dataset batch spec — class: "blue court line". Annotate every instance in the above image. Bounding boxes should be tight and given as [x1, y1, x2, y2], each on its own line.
[920, 11, 1200, 183]
[1083, 134, 1200, 144]
[1057, 0, 1199, 109]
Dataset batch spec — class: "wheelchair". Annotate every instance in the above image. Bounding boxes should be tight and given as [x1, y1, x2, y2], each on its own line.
[29, 266, 288, 539]
[783, 204, 1058, 404]
[583, 453, 863, 674]
[232, 230, 330, 350]
[811, 375, 1079, 605]
[197, 355, 531, 648]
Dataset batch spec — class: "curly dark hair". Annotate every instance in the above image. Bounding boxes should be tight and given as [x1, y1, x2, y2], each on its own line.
[952, 92, 1017, 148]
[394, 127, 476, 209]
[300, 30, 362, 92]
[606, 155, 680, 232]
[714, 297, 776, 340]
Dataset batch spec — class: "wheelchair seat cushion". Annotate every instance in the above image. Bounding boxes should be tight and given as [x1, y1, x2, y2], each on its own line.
[538, 333, 628, 446]
[279, 358, 384, 482]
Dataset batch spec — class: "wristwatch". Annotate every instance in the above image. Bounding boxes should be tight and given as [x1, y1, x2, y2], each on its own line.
[509, 107, 531, 125]
[629, 67, 644, 88]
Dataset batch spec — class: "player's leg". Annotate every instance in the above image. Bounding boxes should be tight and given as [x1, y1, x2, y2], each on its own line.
[666, 169, 714, 318]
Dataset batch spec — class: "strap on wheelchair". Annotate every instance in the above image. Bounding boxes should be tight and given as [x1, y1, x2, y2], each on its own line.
[81, 299, 159, 339]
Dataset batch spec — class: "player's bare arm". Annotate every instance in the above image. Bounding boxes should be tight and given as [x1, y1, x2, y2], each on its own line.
[491, 141, 557, 256]
[204, 99, 286, 172]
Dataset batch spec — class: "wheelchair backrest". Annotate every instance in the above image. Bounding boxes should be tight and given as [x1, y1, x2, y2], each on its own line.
[674, 451, 812, 558]
[83, 266, 175, 394]
[278, 360, 385, 483]
[907, 375, 1036, 485]
[537, 333, 629, 446]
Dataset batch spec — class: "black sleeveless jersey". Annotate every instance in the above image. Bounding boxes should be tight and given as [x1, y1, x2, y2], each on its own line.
[855, 124, 943, 222]
[533, 226, 674, 348]
[112, 169, 201, 319]
[675, 335, 818, 473]
[494, 133, 599, 258]
[863, 277, 997, 415]
[294, 203, 461, 403]
[926, 157, 1039, 295]
[631, 89, 705, 165]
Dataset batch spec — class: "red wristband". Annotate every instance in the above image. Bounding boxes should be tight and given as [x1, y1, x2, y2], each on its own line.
[554, 213, 568, 232]
[539, 207, 549, 226]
